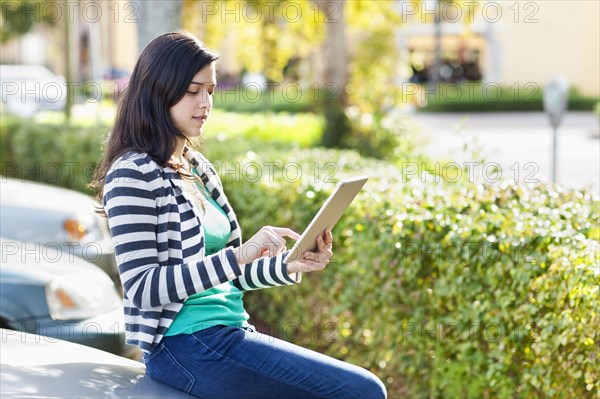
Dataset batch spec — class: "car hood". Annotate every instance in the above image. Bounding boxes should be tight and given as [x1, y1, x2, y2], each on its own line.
[0, 238, 108, 285]
[0, 329, 197, 398]
[0, 178, 98, 215]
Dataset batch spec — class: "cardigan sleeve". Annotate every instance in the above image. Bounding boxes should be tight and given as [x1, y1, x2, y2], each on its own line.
[231, 251, 301, 292]
[103, 155, 244, 310]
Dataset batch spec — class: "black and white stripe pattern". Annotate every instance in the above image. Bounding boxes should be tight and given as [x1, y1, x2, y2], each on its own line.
[103, 149, 300, 353]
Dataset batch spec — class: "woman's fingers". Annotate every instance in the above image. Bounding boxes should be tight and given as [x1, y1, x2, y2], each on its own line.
[271, 227, 301, 241]
[293, 258, 329, 272]
[258, 228, 287, 256]
[248, 226, 334, 267]
[303, 251, 316, 261]
[324, 230, 333, 252]
[238, 226, 294, 264]
[258, 227, 300, 257]
[266, 230, 286, 248]
[316, 235, 325, 251]
[302, 229, 334, 262]
[303, 249, 332, 263]
[324, 228, 333, 247]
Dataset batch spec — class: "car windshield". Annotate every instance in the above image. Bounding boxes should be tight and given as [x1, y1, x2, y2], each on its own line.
[0, 65, 56, 81]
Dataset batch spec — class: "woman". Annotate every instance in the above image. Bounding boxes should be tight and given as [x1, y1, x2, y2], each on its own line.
[92, 31, 386, 399]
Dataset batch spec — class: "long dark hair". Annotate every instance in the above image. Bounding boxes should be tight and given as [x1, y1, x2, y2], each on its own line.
[90, 31, 219, 209]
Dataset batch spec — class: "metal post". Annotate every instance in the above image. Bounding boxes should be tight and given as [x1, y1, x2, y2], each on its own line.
[552, 126, 558, 183]
[543, 77, 569, 185]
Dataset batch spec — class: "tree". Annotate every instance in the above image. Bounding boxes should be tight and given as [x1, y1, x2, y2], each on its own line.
[0, 0, 55, 43]
[312, 0, 351, 148]
[313, 0, 347, 103]
[183, 0, 324, 83]
[182, 0, 407, 153]
[133, 0, 183, 55]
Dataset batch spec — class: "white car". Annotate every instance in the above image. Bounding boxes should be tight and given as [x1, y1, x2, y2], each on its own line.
[0, 237, 135, 357]
[0, 328, 195, 398]
[0, 177, 120, 288]
[0, 64, 66, 117]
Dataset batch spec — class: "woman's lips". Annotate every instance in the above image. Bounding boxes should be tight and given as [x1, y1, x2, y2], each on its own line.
[192, 116, 205, 124]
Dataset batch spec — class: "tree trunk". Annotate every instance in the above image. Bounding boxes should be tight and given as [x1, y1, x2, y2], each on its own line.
[431, 0, 442, 85]
[313, 0, 351, 148]
[134, 0, 183, 56]
[64, 10, 72, 122]
[315, 0, 348, 104]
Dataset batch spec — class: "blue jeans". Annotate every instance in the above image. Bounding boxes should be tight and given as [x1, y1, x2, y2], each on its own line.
[144, 325, 387, 399]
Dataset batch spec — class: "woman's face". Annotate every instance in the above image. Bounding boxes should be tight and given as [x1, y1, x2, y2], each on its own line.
[169, 63, 217, 140]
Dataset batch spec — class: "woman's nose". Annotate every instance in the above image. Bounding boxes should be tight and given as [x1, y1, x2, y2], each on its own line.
[198, 89, 211, 108]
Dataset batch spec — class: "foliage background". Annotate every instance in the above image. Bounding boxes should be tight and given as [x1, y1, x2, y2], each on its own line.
[1, 1, 598, 397]
[1, 115, 598, 398]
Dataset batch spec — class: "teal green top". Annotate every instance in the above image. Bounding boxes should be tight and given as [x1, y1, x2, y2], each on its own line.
[165, 178, 249, 336]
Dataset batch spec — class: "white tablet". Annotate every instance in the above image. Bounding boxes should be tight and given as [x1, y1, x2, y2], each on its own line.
[286, 176, 369, 262]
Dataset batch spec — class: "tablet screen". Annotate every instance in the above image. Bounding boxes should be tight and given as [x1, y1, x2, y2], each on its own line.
[286, 176, 368, 262]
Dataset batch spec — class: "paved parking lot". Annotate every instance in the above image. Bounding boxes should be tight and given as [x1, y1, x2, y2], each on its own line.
[414, 112, 600, 193]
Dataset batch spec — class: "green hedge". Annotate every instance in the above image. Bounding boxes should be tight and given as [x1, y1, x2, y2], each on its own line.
[0, 116, 107, 194]
[1, 116, 598, 398]
[0, 111, 323, 194]
[212, 86, 328, 114]
[418, 84, 599, 113]
[208, 147, 599, 399]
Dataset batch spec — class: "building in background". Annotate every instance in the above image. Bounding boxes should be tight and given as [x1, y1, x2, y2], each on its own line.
[1, 0, 598, 98]
[396, 0, 599, 96]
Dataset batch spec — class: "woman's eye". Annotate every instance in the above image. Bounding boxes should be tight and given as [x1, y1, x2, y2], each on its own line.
[186, 91, 214, 96]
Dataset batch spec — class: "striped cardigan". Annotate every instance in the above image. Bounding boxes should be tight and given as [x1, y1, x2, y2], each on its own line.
[103, 148, 300, 353]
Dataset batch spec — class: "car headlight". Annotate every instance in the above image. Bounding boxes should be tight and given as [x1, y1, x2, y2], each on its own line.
[64, 218, 103, 243]
[46, 274, 121, 320]
[63, 218, 88, 242]
[63, 212, 104, 243]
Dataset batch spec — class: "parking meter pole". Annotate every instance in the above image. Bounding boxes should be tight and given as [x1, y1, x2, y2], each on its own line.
[552, 126, 558, 183]
[543, 77, 569, 186]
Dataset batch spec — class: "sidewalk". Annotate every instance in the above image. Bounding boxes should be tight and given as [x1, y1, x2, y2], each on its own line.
[414, 112, 600, 193]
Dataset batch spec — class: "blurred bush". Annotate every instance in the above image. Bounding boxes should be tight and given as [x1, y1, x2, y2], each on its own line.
[208, 144, 599, 399]
[342, 107, 422, 162]
[0, 116, 107, 193]
[212, 86, 324, 114]
[1, 115, 597, 398]
[207, 110, 323, 148]
[0, 111, 323, 194]
[418, 84, 599, 113]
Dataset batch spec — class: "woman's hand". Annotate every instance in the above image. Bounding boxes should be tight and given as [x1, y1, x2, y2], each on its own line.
[234, 226, 300, 265]
[286, 229, 333, 274]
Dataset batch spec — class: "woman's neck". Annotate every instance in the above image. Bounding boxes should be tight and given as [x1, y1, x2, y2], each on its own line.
[173, 137, 186, 160]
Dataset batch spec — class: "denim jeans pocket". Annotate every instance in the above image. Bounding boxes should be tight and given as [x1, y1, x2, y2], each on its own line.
[145, 343, 196, 394]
